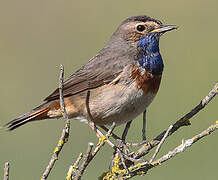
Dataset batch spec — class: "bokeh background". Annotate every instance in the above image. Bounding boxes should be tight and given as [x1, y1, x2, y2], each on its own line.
[0, 0, 217, 179]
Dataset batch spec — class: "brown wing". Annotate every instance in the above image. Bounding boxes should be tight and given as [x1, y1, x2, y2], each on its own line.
[44, 69, 121, 101]
[44, 35, 138, 102]
[44, 47, 130, 101]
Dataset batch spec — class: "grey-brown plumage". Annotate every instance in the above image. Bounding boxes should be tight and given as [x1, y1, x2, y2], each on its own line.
[5, 15, 177, 130]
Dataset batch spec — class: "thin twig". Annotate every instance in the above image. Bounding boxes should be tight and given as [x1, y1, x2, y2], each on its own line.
[41, 65, 70, 180]
[134, 82, 218, 159]
[88, 121, 116, 149]
[92, 122, 116, 157]
[116, 148, 129, 174]
[126, 141, 147, 147]
[156, 123, 218, 163]
[100, 125, 131, 154]
[100, 124, 146, 147]
[59, 65, 70, 133]
[3, 162, 9, 180]
[73, 153, 83, 170]
[73, 123, 116, 180]
[74, 142, 94, 180]
[149, 125, 173, 163]
[120, 122, 218, 179]
[100, 125, 121, 140]
[66, 153, 83, 180]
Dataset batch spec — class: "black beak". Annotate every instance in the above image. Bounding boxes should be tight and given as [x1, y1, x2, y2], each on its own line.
[150, 25, 178, 34]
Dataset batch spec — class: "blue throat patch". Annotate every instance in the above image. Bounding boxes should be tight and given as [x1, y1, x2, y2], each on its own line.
[137, 33, 164, 75]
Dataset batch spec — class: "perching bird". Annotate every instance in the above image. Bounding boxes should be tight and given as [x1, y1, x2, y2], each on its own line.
[5, 15, 177, 131]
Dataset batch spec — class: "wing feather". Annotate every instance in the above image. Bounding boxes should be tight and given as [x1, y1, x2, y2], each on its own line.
[44, 45, 132, 101]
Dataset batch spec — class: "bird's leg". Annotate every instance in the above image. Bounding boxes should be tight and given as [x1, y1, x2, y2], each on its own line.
[122, 121, 132, 141]
[116, 121, 132, 154]
[142, 110, 147, 141]
[120, 111, 148, 147]
[123, 109, 146, 146]
[121, 110, 147, 144]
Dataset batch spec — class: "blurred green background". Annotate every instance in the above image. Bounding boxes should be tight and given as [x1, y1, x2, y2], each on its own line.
[0, 0, 217, 179]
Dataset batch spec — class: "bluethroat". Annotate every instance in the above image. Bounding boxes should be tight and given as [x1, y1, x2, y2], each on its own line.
[6, 15, 177, 135]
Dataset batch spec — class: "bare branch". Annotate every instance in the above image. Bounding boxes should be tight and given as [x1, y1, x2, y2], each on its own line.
[100, 125, 121, 140]
[156, 123, 218, 164]
[88, 121, 116, 149]
[120, 122, 218, 179]
[92, 122, 116, 157]
[66, 153, 83, 180]
[59, 64, 70, 133]
[3, 162, 9, 180]
[41, 65, 70, 180]
[74, 142, 94, 180]
[134, 82, 218, 159]
[70, 123, 116, 180]
[149, 125, 173, 163]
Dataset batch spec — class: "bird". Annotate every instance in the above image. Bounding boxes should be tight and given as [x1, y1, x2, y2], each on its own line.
[5, 15, 177, 132]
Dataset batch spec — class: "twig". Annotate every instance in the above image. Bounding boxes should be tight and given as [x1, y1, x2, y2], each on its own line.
[92, 122, 116, 157]
[134, 82, 218, 159]
[100, 125, 121, 140]
[74, 142, 94, 180]
[121, 122, 218, 179]
[116, 148, 129, 174]
[88, 121, 116, 149]
[72, 123, 116, 180]
[100, 123, 146, 147]
[3, 162, 9, 180]
[126, 141, 147, 147]
[41, 65, 70, 180]
[73, 153, 83, 168]
[59, 65, 70, 133]
[149, 125, 173, 163]
[156, 123, 218, 163]
[66, 153, 83, 180]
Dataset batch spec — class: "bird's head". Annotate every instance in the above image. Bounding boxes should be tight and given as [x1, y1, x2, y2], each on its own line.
[114, 15, 177, 46]
[112, 15, 177, 76]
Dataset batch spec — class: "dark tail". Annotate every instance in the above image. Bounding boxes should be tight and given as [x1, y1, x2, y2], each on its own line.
[5, 103, 51, 131]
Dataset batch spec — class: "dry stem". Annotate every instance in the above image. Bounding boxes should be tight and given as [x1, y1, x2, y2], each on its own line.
[3, 162, 9, 180]
[41, 65, 70, 180]
[72, 122, 116, 180]
[120, 122, 218, 179]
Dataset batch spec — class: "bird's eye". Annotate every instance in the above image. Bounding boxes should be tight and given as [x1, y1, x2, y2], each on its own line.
[136, 25, 145, 32]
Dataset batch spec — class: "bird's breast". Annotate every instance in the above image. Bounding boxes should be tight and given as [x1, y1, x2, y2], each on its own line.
[130, 64, 162, 94]
[85, 64, 161, 125]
